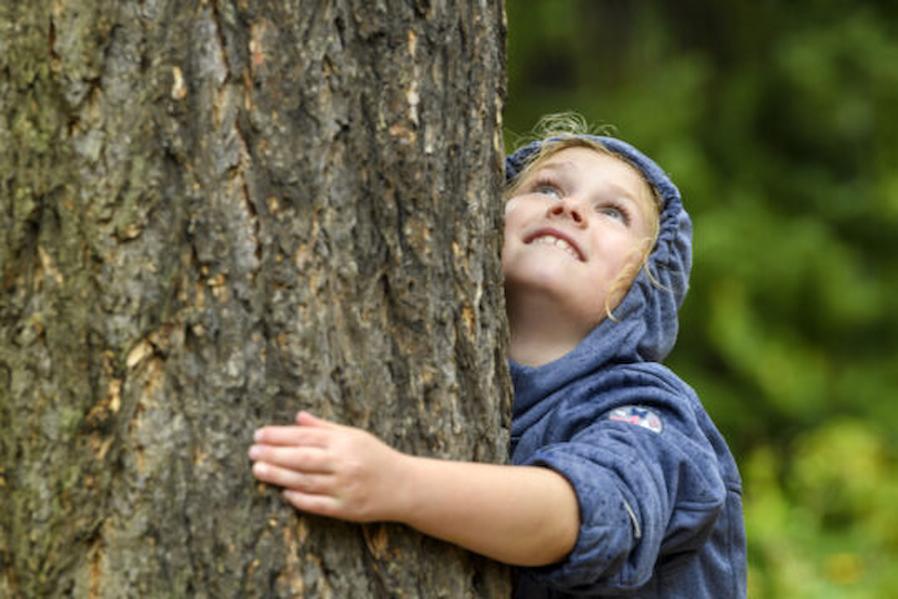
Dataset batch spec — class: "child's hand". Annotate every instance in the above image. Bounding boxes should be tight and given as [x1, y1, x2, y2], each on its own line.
[248, 411, 409, 523]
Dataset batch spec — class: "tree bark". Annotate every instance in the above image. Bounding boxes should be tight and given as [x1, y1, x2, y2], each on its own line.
[1, 1, 509, 596]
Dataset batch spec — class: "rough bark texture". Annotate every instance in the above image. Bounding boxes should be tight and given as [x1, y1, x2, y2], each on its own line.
[0, 0, 509, 596]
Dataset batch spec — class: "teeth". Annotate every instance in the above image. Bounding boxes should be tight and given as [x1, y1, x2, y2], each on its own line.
[532, 235, 579, 260]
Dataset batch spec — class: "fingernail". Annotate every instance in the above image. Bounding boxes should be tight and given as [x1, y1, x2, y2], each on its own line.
[248, 445, 260, 459]
[254, 429, 262, 442]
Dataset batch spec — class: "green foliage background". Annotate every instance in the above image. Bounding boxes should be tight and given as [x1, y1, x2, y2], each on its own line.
[504, 2, 898, 597]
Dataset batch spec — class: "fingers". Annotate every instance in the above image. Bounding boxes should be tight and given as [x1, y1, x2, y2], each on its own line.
[252, 414, 339, 447]
[295, 411, 338, 429]
[253, 425, 330, 448]
[248, 445, 333, 473]
[251, 461, 334, 495]
[253, 413, 341, 448]
[282, 490, 342, 519]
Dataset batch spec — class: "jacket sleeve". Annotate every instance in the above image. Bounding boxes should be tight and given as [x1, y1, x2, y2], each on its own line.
[516, 392, 727, 595]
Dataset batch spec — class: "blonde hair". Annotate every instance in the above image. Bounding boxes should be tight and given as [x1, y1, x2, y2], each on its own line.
[505, 113, 662, 320]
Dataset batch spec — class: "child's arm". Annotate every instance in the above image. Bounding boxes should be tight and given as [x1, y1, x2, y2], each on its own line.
[249, 411, 579, 567]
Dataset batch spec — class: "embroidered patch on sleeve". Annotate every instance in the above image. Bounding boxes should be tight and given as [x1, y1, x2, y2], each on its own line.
[607, 405, 663, 433]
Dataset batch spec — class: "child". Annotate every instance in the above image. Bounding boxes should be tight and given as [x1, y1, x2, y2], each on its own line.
[248, 123, 747, 597]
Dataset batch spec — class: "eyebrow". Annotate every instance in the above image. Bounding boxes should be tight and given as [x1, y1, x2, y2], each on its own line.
[535, 160, 575, 175]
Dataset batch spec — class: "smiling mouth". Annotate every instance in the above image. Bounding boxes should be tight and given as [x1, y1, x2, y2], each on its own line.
[526, 232, 585, 261]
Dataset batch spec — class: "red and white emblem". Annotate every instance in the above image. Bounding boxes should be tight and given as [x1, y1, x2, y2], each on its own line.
[607, 405, 663, 434]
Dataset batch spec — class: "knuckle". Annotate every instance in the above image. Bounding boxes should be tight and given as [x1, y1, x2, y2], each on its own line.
[286, 448, 304, 468]
[294, 473, 313, 491]
[325, 500, 343, 517]
[353, 500, 374, 522]
[302, 447, 319, 464]
[311, 476, 328, 494]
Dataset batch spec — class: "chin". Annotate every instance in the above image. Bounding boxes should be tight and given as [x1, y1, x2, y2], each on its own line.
[506, 267, 568, 293]
[508, 253, 580, 281]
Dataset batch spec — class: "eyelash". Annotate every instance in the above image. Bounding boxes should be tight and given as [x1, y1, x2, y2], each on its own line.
[528, 175, 631, 225]
[530, 176, 563, 197]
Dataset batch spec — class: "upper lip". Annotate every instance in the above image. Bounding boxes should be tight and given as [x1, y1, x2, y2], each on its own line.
[523, 227, 586, 261]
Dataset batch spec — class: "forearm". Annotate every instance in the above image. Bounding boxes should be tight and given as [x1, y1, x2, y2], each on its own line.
[397, 456, 579, 566]
[249, 414, 579, 566]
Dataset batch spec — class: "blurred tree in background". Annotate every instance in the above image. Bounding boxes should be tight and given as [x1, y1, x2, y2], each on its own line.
[505, 1, 898, 597]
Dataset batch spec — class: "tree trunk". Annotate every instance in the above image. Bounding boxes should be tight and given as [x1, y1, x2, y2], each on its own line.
[1, 0, 509, 596]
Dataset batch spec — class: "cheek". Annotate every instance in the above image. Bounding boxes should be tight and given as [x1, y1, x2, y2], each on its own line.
[597, 237, 643, 276]
[502, 201, 526, 237]
[503, 197, 522, 221]
[504, 198, 516, 214]
[610, 243, 649, 284]
[500, 226, 518, 270]
[500, 217, 526, 275]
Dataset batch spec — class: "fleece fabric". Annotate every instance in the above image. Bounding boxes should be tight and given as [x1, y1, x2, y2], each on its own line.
[505, 136, 747, 598]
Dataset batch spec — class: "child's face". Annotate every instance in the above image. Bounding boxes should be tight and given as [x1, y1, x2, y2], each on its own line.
[502, 146, 657, 333]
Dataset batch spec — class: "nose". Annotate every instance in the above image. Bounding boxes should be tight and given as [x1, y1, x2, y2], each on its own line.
[546, 198, 587, 227]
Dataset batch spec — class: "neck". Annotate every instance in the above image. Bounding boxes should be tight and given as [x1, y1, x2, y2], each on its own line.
[505, 293, 594, 367]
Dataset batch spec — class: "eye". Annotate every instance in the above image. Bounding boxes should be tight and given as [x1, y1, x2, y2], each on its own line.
[529, 177, 563, 199]
[535, 185, 561, 199]
[598, 204, 630, 224]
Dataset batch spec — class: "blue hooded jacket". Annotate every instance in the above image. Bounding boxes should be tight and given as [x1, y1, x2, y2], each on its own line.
[505, 137, 747, 598]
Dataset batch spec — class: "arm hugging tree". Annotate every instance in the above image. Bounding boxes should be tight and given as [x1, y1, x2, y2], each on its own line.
[0, 1, 509, 596]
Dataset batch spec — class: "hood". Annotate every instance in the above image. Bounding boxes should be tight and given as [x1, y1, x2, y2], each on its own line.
[504, 135, 692, 367]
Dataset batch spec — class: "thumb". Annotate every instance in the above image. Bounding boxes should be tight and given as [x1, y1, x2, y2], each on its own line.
[296, 411, 337, 429]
